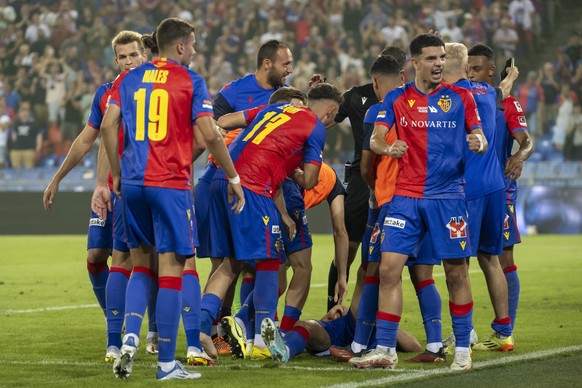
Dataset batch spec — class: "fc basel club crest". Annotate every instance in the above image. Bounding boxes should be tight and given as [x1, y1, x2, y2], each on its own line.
[438, 95, 452, 112]
[446, 216, 467, 239]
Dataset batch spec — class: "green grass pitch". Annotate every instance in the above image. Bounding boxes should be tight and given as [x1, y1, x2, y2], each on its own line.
[1, 234, 581, 386]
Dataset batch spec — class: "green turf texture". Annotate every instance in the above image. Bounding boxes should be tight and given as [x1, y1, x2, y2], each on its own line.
[1, 234, 581, 386]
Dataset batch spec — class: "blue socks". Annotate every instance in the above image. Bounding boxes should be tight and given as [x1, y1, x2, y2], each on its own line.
[254, 260, 279, 338]
[354, 276, 379, 349]
[200, 293, 222, 336]
[450, 301, 473, 348]
[87, 260, 109, 316]
[415, 279, 442, 345]
[182, 270, 201, 349]
[157, 276, 182, 363]
[106, 267, 130, 348]
[504, 265, 520, 330]
[375, 311, 400, 349]
[124, 266, 154, 341]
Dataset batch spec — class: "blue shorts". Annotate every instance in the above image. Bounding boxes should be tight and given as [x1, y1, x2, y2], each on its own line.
[111, 191, 129, 252]
[87, 209, 113, 251]
[365, 206, 384, 264]
[209, 179, 235, 259]
[405, 229, 441, 266]
[381, 196, 471, 260]
[502, 203, 521, 248]
[194, 178, 212, 258]
[121, 184, 196, 256]
[282, 208, 312, 254]
[466, 189, 504, 256]
[318, 310, 356, 348]
[211, 180, 283, 261]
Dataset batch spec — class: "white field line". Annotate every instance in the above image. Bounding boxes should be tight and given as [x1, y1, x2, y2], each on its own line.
[3, 345, 580, 378]
[1, 304, 100, 314]
[323, 345, 582, 388]
[311, 268, 484, 288]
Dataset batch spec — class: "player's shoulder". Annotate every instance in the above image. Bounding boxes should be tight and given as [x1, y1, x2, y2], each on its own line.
[364, 102, 384, 122]
[219, 73, 254, 94]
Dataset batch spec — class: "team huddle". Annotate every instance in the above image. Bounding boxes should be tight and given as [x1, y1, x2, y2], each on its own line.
[42, 16, 533, 381]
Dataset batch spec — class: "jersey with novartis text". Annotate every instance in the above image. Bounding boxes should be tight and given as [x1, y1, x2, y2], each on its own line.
[109, 57, 214, 190]
[375, 82, 481, 199]
[455, 79, 505, 200]
[218, 103, 325, 197]
[213, 74, 283, 120]
[496, 96, 528, 203]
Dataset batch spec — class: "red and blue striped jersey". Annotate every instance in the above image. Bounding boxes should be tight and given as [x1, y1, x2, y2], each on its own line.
[496, 96, 528, 204]
[456, 79, 505, 200]
[217, 103, 325, 198]
[375, 82, 481, 199]
[109, 58, 214, 190]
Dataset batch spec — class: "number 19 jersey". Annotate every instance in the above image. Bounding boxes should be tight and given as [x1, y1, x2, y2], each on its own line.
[109, 58, 214, 190]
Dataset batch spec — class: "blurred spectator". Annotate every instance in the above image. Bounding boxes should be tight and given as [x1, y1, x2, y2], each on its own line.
[0, 113, 9, 169]
[441, 17, 464, 43]
[516, 70, 544, 137]
[538, 62, 561, 129]
[493, 17, 519, 59]
[24, 11, 50, 44]
[564, 104, 582, 161]
[9, 101, 41, 168]
[41, 60, 66, 126]
[380, 16, 408, 47]
[508, 0, 536, 56]
[564, 31, 582, 68]
[552, 83, 574, 151]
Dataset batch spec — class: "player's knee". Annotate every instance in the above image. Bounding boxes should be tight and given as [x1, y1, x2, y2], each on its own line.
[87, 248, 110, 264]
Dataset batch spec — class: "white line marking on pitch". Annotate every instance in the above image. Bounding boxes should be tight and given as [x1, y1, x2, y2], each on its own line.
[322, 345, 582, 388]
[1, 304, 100, 314]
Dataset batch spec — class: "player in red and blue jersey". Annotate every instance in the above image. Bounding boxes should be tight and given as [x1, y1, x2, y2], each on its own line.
[194, 41, 293, 354]
[349, 34, 486, 371]
[467, 43, 534, 339]
[101, 18, 244, 381]
[43, 31, 148, 363]
[444, 42, 518, 353]
[199, 84, 342, 359]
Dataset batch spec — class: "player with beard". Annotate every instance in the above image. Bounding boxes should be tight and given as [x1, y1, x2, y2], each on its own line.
[195, 39, 294, 357]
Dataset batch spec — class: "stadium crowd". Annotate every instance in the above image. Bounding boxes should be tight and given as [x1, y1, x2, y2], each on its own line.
[0, 0, 573, 170]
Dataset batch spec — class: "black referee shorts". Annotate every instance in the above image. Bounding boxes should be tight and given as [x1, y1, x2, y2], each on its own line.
[344, 170, 370, 243]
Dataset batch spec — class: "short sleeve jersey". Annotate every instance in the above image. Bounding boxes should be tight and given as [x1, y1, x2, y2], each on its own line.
[87, 82, 123, 190]
[375, 82, 481, 199]
[334, 83, 378, 166]
[109, 58, 214, 190]
[362, 102, 399, 206]
[221, 103, 326, 198]
[455, 79, 505, 200]
[213, 74, 282, 120]
[496, 96, 528, 203]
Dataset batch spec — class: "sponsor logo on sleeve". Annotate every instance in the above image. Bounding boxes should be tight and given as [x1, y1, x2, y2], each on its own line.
[384, 217, 406, 229]
[377, 110, 387, 119]
[203, 99, 213, 110]
[514, 101, 523, 112]
[518, 116, 528, 127]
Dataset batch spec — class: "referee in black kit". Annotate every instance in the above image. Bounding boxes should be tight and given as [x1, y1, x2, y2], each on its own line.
[326, 46, 407, 310]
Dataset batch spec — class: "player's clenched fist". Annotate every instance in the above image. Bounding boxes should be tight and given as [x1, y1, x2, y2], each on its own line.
[466, 133, 486, 153]
[386, 139, 408, 158]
